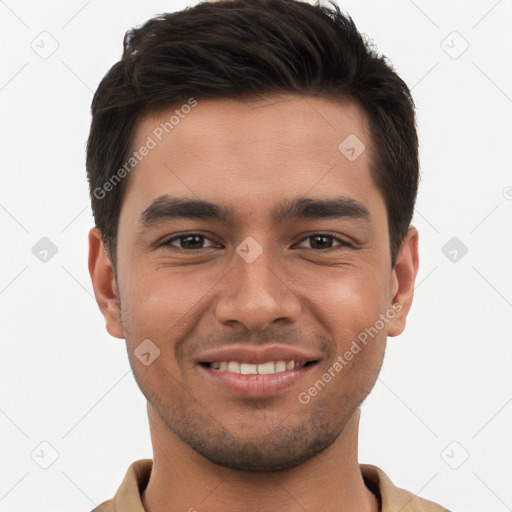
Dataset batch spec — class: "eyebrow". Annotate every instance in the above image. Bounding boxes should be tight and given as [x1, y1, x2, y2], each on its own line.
[139, 194, 370, 228]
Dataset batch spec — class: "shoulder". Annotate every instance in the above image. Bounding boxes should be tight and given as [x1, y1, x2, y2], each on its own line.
[89, 498, 115, 512]
[87, 459, 153, 512]
[360, 464, 450, 512]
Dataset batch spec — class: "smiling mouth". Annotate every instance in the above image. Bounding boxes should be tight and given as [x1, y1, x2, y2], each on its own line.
[200, 360, 318, 375]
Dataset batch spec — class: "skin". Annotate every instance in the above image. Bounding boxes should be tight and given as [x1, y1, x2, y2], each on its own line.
[89, 95, 419, 512]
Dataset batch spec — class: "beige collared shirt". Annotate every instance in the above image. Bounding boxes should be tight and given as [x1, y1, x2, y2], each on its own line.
[91, 459, 450, 512]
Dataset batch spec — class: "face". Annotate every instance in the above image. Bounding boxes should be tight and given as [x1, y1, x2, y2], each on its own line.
[90, 95, 418, 471]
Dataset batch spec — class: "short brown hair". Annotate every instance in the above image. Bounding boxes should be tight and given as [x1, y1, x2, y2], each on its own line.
[86, 0, 419, 269]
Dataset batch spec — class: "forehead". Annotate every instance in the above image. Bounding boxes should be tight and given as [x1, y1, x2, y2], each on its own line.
[138, 95, 371, 162]
[120, 95, 385, 226]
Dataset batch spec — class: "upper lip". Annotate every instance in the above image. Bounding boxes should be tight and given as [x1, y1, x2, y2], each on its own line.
[195, 344, 322, 365]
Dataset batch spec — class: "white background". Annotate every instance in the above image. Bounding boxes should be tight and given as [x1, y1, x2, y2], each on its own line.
[1, 1, 511, 511]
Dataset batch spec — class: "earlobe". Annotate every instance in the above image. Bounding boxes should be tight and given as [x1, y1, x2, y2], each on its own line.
[88, 227, 125, 339]
[387, 226, 419, 337]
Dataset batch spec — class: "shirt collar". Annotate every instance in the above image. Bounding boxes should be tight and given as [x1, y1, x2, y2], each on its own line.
[109, 459, 448, 512]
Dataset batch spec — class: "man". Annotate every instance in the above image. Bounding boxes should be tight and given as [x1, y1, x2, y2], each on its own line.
[86, 0, 449, 510]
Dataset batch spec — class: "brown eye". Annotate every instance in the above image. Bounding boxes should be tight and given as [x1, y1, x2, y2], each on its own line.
[163, 234, 217, 250]
[296, 234, 350, 250]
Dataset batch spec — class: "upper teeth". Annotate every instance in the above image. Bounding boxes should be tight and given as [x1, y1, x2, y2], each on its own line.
[209, 360, 301, 374]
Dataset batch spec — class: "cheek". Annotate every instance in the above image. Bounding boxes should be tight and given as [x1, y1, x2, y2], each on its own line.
[293, 262, 391, 338]
[292, 261, 391, 391]
[305, 270, 389, 396]
[119, 265, 223, 348]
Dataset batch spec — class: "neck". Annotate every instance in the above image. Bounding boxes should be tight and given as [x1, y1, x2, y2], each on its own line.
[141, 404, 379, 512]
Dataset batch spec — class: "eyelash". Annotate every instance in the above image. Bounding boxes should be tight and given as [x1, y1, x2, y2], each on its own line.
[160, 232, 352, 251]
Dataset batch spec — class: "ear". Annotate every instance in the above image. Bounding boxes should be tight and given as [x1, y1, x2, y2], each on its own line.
[387, 226, 419, 337]
[88, 227, 124, 339]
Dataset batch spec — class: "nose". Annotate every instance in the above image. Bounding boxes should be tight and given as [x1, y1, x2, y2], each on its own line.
[214, 245, 302, 331]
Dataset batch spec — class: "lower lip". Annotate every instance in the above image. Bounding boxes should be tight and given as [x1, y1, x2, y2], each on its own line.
[198, 364, 317, 397]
